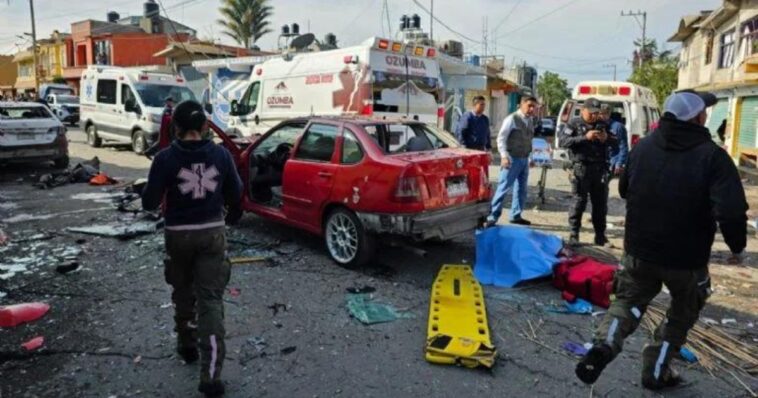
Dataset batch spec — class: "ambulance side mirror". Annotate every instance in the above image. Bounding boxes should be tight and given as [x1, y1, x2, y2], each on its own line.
[230, 100, 239, 116]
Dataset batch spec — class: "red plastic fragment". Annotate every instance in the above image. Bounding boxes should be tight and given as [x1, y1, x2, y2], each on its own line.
[21, 336, 44, 351]
[0, 302, 50, 327]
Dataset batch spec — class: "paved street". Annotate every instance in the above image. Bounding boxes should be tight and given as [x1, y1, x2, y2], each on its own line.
[0, 127, 756, 397]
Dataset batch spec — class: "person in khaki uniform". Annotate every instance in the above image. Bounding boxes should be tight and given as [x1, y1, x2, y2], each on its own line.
[142, 100, 242, 397]
[575, 91, 748, 390]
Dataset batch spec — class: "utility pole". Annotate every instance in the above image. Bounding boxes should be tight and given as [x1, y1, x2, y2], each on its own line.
[603, 63, 617, 81]
[482, 16, 488, 60]
[621, 10, 647, 69]
[430, 0, 433, 44]
[29, 0, 39, 94]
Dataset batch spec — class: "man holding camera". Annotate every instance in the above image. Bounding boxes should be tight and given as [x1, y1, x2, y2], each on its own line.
[558, 98, 618, 246]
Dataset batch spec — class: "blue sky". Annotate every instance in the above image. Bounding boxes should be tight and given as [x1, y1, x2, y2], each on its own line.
[0, 0, 721, 85]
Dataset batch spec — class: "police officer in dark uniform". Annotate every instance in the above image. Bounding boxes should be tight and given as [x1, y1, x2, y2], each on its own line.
[558, 98, 618, 246]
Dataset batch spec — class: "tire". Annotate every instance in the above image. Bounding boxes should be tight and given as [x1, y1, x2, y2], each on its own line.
[53, 156, 70, 169]
[324, 208, 374, 269]
[132, 130, 147, 155]
[86, 124, 102, 147]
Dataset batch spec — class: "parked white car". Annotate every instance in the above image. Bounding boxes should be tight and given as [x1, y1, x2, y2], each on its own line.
[0, 101, 69, 168]
[46, 93, 80, 126]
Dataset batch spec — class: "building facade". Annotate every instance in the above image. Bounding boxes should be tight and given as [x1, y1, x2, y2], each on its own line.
[0, 55, 17, 98]
[11, 31, 70, 95]
[670, 0, 758, 162]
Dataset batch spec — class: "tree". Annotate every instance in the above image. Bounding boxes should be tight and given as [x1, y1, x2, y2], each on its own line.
[536, 71, 570, 116]
[217, 0, 273, 49]
[628, 39, 679, 107]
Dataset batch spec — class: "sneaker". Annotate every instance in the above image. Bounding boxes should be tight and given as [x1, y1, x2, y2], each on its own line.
[575, 344, 613, 385]
[198, 380, 225, 397]
[642, 366, 681, 390]
[568, 234, 580, 246]
[177, 346, 198, 364]
[483, 216, 497, 228]
[510, 217, 532, 226]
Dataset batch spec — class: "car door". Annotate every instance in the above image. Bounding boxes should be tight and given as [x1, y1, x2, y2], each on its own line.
[282, 122, 340, 229]
[94, 78, 120, 136]
[120, 83, 139, 136]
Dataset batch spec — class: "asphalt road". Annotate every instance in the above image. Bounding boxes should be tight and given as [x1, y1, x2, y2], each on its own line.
[0, 126, 755, 397]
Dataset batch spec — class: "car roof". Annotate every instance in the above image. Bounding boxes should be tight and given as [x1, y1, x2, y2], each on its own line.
[0, 101, 45, 108]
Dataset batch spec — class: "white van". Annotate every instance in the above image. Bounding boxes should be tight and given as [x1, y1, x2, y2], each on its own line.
[222, 37, 443, 137]
[554, 81, 660, 161]
[79, 66, 196, 154]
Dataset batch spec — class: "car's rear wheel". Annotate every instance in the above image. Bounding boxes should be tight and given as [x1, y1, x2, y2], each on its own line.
[324, 208, 374, 269]
[86, 124, 102, 147]
[132, 130, 147, 154]
[53, 156, 69, 169]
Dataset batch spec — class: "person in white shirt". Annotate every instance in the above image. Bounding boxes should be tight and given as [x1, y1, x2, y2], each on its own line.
[485, 96, 538, 227]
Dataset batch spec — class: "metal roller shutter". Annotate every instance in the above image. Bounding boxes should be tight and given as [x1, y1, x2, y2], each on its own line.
[706, 99, 729, 141]
[739, 96, 758, 150]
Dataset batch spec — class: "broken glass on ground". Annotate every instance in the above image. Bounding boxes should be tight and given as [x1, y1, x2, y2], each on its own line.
[66, 221, 161, 240]
[345, 293, 411, 325]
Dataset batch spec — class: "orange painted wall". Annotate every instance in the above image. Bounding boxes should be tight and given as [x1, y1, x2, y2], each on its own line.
[111, 34, 175, 66]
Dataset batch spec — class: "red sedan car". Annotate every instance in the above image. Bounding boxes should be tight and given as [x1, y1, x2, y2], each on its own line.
[214, 117, 492, 268]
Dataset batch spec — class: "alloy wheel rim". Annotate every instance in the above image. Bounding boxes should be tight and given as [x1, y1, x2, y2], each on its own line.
[326, 213, 358, 263]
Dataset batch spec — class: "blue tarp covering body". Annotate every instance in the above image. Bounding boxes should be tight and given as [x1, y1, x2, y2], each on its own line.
[474, 226, 563, 287]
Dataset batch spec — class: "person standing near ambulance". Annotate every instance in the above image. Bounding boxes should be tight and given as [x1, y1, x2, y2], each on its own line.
[455, 96, 492, 151]
[142, 100, 242, 397]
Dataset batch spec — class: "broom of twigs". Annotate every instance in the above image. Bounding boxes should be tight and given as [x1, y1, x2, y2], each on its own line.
[642, 301, 758, 397]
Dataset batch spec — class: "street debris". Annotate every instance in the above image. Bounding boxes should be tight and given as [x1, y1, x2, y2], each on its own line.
[544, 298, 594, 315]
[0, 302, 50, 327]
[89, 173, 118, 186]
[721, 318, 737, 326]
[552, 256, 617, 308]
[561, 341, 589, 356]
[425, 265, 496, 369]
[680, 347, 698, 363]
[21, 336, 45, 351]
[67, 221, 161, 240]
[474, 226, 563, 288]
[34, 157, 103, 189]
[267, 303, 288, 316]
[55, 261, 80, 275]
[346, 293, 405, 325]
[229, 256, 269, 265]
[280, 346, 297, 355]
[346, 285, 376, 294]
[0, 229, 7, 246]
[0, 238, 82, 280]
[70, 192, 124, 204]
[227, 287, 241, 297]
[247, 337, 267, 352]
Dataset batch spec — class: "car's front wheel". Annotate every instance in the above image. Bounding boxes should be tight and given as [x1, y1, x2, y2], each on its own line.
[132, 130, 147, 154]
[324, 208, 374, 269]
[86, 124, 102, 147]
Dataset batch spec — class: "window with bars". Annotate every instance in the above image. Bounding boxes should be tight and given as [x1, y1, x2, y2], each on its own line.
[719, 29, 736, 68]
[740, 17, 758, 59]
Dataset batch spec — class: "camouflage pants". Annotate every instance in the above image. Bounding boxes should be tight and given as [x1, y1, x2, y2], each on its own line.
[594, 254, 711, 380]
[164, 226, 230, 383]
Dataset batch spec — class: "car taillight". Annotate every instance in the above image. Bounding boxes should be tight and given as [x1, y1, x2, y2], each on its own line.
[631, 134, 640, 146]
[393, 167, 424, 202]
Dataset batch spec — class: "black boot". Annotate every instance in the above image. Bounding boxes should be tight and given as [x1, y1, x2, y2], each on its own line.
[641, 344, 682, 390]
[568, 233, 580, 246]
[575, 344, 613, 384]
[199, 380, 225, 397]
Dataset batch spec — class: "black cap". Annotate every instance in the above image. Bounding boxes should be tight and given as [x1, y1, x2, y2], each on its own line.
[676, 89, 717, 107]
[582, 97, 602, 112]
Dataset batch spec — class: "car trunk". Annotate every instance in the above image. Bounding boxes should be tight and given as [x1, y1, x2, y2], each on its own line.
[0, 123, 56, 147]
[391, 149, 491, 210]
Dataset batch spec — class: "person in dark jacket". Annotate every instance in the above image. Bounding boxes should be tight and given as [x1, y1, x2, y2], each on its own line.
[576, 91, 748, 391]
[558, 98, 618, 246]
[455, 96, 492, 150]
[142, 100, 242, 397]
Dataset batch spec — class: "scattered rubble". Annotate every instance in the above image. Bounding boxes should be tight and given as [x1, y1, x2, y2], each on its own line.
[66, 221, 161, 240]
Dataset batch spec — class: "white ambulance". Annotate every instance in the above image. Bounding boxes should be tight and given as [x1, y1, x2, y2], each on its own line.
[79, 66, 196, 154]
[554, 81, 660, 161]
[224, 37, 444, 137]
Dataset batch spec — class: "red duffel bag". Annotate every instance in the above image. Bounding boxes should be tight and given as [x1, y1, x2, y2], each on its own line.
[553, 256, 618, 308]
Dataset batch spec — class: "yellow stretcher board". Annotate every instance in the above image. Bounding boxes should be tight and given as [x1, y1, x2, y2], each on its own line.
[425, 264, 496, 368]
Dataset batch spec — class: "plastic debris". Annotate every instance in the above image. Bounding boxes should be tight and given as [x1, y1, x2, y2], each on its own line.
[680, 347, 698, 363]
[280, 346, 297, 355]
[67, 221, 160, 240]
[346, 294, 406, 325]
[0, 302, 50, 327]
[721, 318, 737, 326]
[702, 317, 718, 326]
[89, 173, 118, 186]
[55, 261, 80, 274]
[544, 298, 593, 315]
[228, 288, 241, 298]
[561, 341, 589, 356]
[21, 336, 44, 351]
[474, 226, 563, 288]
[247, 337, 267, 352]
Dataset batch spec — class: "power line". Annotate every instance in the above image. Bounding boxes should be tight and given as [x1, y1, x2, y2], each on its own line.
[411, 0, 482, 44]
[496, 0, 582, 40]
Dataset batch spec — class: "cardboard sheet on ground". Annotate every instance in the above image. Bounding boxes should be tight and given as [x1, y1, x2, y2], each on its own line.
[474, 226, 563, 288]
[425, 265, 496, 368]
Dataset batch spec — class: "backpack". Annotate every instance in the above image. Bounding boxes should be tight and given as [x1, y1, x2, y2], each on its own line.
[552, 256, 618, 308]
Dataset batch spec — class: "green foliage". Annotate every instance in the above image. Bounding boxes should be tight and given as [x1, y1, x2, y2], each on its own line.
[217, 0, 273, 49]
[628, 39, 679, 107]
[536, 71, 570, 116]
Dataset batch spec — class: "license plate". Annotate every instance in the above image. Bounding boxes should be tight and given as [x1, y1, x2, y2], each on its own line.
[16, 133, 34, 140]
[446, 177, 469, 197]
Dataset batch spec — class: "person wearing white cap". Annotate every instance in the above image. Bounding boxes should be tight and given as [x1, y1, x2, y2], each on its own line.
[575, 90, 748, 391]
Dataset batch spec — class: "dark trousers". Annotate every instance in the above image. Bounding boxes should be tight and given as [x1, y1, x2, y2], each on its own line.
[568, 162, 608, 237]
[164, 226, 230, 383]
[594, 254, 710, 381]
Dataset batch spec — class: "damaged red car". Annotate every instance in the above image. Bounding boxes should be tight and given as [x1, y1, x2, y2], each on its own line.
[213, 117, 492, 268]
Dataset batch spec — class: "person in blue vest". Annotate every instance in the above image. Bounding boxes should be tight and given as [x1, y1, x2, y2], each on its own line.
[455, 96, 492, 150]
